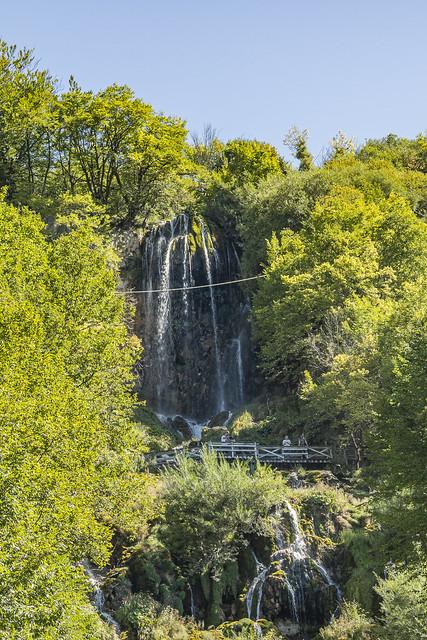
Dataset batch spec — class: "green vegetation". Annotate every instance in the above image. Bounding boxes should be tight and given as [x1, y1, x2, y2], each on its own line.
[159, 451, 285, 578]
[0, 195, 157, 636]
[1, 37, 427, 639]
[0, 41, 190, 229]
[319, 602, 376, 640]
[319, 565, 427, 640]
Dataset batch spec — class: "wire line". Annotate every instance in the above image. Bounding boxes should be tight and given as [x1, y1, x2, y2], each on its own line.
[117, 274, 265, 295]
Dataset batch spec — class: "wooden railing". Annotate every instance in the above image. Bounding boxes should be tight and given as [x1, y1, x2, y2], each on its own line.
[147, 442, 333, 468]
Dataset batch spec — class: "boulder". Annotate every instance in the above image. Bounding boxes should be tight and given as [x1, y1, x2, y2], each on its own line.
[171, 415, 193, 440]
[207, 410, 232, 428]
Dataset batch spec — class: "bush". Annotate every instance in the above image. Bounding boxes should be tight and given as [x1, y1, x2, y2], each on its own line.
[319, 601, 377, 640]
[376, 566, 427, 640]
[116, 593, 189, 639]
[159, 451, 286, 577]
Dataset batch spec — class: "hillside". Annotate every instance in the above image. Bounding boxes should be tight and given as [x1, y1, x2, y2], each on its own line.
[0, 40, 426, 639]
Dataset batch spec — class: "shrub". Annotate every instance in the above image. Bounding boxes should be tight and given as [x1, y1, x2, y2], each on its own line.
[376, 566, 427, 640]
[319, 601, 377, 640]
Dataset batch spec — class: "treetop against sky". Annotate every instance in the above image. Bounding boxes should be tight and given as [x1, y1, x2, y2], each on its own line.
[2, 0, 427, 158]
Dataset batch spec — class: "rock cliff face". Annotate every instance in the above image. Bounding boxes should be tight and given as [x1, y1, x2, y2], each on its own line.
[137, 214, 251, 420]
[246, 500, 341, 637]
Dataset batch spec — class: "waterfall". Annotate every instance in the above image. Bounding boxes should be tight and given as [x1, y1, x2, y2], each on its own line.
[82, 561, 120, 636]
[139, 214, 250, 420]
[233, 336, 245, 404]
[245, 502, 341, 627]
[200, 221, 225, 411]
[155, 220, 177, 406]
[189, 584, 196, 618]
[182, 215, 193, 318]
[285, 500, 343, 605]
[246, 552, 269, 620]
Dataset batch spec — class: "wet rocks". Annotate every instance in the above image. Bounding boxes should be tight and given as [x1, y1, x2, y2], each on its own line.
[207, 410, 232, 428]
[170, 415, 193, 440]
[137, 214, 252, 420]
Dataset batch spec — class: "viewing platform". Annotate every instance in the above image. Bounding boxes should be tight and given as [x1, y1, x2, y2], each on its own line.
[147, 442, 333, 469]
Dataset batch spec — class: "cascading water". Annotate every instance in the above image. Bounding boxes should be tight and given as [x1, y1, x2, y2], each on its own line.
[245, 502, 341, 630]
[233, 335, 245, 404]
[246, 552, 269, 620]
[200, 221, 225, 411]
[155, 220, 177, 407]
[284, 500, 342, 607]
[82, 561, 121, 636]
[138, 214, 251, 420]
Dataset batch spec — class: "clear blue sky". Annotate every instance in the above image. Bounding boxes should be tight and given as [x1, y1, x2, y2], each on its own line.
[2, 0, 426, 160]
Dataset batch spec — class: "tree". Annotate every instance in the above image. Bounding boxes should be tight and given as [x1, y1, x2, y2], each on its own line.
[327, 131, 355, 161]
[222, 139, 286, 185]
[0, 196, 155, 637]
[254, 188, 427, 389]
[284, 127, 314, 171]
[190, 124, 225, 171]
[159, 451, 285, 578]
[375, 566, 427, 639]
[319, 602, 377, 640]
[370, 278, 427, 553]
[56, 82, 189, 227]
[0, 40, 56, 201]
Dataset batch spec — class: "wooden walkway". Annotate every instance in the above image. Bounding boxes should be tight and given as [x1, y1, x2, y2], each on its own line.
[147, 442, 333, 469]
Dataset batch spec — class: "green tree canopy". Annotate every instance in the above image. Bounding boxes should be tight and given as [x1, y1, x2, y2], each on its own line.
[254, 188, 427, 388]
[0, 196, 155, 637]
[159, 451, 285, 578]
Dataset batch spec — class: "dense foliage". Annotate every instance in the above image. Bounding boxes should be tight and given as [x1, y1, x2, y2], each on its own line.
[1, 37, 427, 639]
[160, 451, 285, 577]
[0, 196, 155, 637]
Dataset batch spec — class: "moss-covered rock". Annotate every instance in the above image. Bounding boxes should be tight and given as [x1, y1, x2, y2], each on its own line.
[201, 426, 229, 442]
[134, 405, 180, 452]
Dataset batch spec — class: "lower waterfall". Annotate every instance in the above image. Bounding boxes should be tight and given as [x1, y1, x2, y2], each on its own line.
[82, 561, 121, 636]
[246, 552, 269, 620]
[246, 501, 342, 630]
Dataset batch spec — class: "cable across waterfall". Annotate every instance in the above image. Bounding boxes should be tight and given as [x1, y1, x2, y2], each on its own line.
[138, 214, 251, 420]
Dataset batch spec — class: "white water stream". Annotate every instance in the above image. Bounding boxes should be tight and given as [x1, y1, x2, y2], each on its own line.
[245, 501, 342, 627]
[200, 221, 225, 411]
[83, 561, 121, 636]
[233, 336, 245, 404]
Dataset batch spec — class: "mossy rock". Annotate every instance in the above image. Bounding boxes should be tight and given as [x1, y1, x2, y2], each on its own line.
[201, 426, 228, 442]
[134, 405, 180, 452]
[187, 215, 218, 255]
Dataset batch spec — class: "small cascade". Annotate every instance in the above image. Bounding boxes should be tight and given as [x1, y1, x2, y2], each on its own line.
[233, 336, 245, 404]
[285, 500, 342, 605]
[82, 561, 121, 636]
[224, 410, 233, 428]
[246, 502, 341, 629]
[246, 552, 269, 620]
[139, 213, 251, 420]
[189, 584, 196, 618]
[200, 221, 225, 411]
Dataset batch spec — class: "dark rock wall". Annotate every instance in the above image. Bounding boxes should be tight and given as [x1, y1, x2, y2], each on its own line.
[137, 214, 252, 420]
